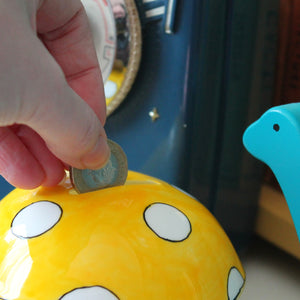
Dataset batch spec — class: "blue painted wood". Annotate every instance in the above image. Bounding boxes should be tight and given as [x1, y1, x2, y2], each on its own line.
[0, 176, 14, 200]
[243, 103, 300, 241]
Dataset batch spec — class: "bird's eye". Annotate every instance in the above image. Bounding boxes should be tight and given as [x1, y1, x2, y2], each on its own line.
[273, 124, 280, 132]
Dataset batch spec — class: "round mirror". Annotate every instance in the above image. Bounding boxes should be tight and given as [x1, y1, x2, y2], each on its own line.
[82, 0, 142, 116]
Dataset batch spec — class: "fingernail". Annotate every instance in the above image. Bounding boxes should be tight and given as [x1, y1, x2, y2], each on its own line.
[81, 137, 110, 169]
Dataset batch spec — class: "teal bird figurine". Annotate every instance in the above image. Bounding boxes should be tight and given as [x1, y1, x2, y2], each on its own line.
[243, 103, 300, 241]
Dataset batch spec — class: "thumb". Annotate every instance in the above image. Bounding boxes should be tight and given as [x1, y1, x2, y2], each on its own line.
[17, 41, 110, 170]
[24, 78, 110, 170]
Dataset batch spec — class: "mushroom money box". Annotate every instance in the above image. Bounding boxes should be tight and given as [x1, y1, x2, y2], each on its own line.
[0, 171, 245, 299]
[243, 103, 300, 241]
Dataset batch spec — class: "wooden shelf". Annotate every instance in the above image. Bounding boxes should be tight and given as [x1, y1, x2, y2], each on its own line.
[255, 185, 300, 260]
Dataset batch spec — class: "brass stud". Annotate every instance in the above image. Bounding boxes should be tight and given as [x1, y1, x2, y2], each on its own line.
[149, 107, 160, 122]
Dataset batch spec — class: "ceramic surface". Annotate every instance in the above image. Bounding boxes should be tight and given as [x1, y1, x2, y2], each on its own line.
[0, 171, 245, 299]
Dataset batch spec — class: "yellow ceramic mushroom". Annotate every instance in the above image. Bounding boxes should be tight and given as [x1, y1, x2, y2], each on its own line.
[0, 171, 245, 299]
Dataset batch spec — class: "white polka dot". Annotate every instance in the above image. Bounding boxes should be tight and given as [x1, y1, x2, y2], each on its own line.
[144, 203, 191, 242]
[60, 286, 119, 300]
[104, 80, 118, 98]
[11, 201, 62, 239]
[228, 267, 244, 300]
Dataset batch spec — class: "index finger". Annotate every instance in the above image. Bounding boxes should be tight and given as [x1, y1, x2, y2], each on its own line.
[36, 0, 106, 125]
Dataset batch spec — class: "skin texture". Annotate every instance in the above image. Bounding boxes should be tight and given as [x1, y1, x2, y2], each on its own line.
[0, 0, 110, 189]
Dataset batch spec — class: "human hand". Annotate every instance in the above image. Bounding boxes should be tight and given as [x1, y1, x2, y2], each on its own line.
[0, 0, 110, 189]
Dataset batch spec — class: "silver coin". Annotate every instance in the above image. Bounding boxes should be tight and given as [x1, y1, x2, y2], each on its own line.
[70, 139, 128, 193]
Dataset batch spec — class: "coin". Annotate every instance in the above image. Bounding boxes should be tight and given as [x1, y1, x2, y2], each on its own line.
[70, 139, 128, 194]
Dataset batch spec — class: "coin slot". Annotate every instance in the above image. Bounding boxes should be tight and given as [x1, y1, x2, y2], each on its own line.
[125, 180, 160, 186]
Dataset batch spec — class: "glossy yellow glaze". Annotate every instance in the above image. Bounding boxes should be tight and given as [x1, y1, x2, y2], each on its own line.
[0, 171, 245, 299]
